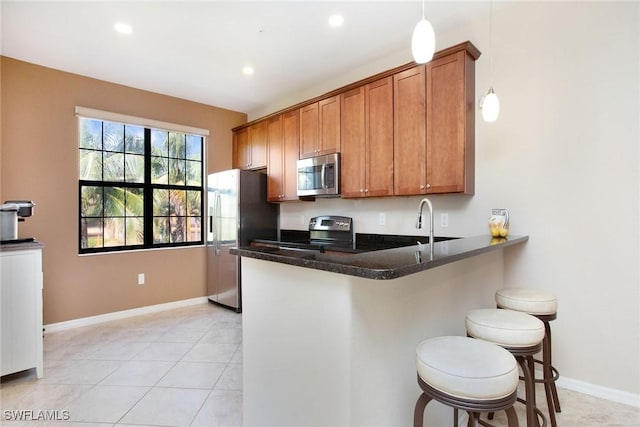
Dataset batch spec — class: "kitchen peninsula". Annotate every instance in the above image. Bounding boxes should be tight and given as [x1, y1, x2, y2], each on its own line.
[234, 235, 528, 426]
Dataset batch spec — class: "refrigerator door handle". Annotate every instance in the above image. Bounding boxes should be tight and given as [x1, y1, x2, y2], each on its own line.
[215, 192, 222, 255]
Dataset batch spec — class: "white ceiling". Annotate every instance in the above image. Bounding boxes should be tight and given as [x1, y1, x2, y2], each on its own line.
[1, 1, 488, 118]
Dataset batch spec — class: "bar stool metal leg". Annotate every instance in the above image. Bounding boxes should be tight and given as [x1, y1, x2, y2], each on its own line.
[494, 288, 561, 426]
[516, 354, 544, 427]
[541, 319, 561, 413]
[414, 393, 432, 427]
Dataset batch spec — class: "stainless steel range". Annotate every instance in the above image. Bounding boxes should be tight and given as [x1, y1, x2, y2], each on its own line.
[308, 215, 353, 250]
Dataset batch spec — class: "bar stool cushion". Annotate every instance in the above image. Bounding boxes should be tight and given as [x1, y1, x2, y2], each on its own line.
[416, 336, 519, 400]
[496, 288, 558, 315]
[466, 308, 545, 348]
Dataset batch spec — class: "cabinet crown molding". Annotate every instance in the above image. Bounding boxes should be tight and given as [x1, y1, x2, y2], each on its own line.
[233, 40, 480, 132]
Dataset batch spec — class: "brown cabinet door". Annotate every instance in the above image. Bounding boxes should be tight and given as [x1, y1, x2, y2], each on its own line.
[233, 128, 250, 170]
[282, 109, 301, 200]
[248, 121, 267, 169]
[365, 76, 394, 197]
[319, 95, 341, 155]
[426, 50, 474, 194]
[340, 86, 366, 198]
[267, 115, 284, 202]
[299, 102, 319, 159]
[393, 65, 427, 196]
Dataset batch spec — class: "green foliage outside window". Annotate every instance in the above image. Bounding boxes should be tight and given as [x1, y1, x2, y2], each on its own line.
[79, 118, 204, 253]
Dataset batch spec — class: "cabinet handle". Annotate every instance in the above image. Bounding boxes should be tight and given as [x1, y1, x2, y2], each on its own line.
[420, 184, 425, 190]
[426, 184, 431, 189]
[360, 189, 364, 193]
[365, 189, 369, 193]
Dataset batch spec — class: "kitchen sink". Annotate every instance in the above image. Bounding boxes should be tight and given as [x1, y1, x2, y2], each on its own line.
[354, 234, 459, 252]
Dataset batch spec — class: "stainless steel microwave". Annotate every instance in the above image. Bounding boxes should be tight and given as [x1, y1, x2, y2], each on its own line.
[297, 153, 340, 197]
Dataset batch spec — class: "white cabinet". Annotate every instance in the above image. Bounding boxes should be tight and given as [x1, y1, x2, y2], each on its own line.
[1, 245, 43, 378]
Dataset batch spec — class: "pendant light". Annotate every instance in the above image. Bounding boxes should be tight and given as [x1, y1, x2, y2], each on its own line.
[482, 0, 500, 122]
[411, 0, 435, 64]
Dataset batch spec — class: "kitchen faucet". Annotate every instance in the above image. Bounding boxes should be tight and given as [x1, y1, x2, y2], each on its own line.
[416, 198, 434, 258]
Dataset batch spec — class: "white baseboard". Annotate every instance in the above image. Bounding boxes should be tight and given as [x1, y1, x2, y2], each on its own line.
[43, 296, 210, 333]
[557, 375, 640, 408]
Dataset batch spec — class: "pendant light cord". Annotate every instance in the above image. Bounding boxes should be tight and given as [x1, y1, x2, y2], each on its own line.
[421, 0, 425, 20]
[489, 0, 494, 87]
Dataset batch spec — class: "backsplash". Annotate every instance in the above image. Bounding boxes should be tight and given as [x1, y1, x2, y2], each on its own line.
[279, 194, 487, 238]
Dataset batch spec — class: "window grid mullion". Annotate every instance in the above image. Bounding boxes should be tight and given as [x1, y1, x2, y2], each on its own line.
[79, 120, 203, 254]
[144, 128, 153, 247]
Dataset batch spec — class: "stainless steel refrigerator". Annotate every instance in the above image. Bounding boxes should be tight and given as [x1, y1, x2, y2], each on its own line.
[207, 169, 279, 312]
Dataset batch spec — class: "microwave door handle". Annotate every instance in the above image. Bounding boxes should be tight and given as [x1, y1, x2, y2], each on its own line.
[321, 164, 327, 190]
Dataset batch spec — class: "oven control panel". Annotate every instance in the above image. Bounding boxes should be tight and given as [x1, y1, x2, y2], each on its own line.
[309, 216, 352, 232]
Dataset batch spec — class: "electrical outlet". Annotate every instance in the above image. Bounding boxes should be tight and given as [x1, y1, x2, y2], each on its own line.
[379, 212, 386, 226]
[138, 273, 145, 285]
[440, 213, 449, 228]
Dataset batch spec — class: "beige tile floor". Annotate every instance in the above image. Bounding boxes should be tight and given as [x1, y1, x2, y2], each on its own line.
[1, 303, 241, 427]
[1, 302, 639, 426]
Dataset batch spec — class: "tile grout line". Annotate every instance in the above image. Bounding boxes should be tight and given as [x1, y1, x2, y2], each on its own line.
[112, 317, 210, 427]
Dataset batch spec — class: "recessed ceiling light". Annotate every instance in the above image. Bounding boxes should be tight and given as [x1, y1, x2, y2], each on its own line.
[114, 22, 133, 35]
[242, 66, 254, 76]
[328, 14, 344, 28]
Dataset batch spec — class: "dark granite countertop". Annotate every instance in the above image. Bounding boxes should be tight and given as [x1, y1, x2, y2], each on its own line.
[232, 234, 528, 280]
[254, 230, 460, 253]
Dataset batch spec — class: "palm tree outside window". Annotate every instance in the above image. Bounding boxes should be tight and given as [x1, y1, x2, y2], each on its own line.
[79, 117, 204, 253]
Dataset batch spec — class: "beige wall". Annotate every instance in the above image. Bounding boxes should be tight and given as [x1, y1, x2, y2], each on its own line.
[0, 57, 247, 324]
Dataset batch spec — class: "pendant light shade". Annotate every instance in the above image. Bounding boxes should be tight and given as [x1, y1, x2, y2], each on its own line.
[482, 87, 500, 122]
[411, 18, 435, 64]
[482, 0, 500, 123]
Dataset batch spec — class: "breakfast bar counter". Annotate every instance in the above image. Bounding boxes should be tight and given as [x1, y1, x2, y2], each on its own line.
[232, 234, 528, 280]
[235, 235, 528, 426]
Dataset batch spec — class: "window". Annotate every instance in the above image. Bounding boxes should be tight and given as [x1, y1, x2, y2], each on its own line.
[78, 110, 206, 254]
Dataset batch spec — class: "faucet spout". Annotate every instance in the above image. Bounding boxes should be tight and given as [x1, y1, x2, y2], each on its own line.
[416, 198, 434, 254]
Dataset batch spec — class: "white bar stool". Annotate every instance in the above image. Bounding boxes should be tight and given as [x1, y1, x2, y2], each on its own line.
[496, 288, 560, 427]
[466, 308, 547, 427]
[414, 336, 520, 427]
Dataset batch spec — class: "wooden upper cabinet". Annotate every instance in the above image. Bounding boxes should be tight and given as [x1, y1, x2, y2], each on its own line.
[234, 41, 479, 198]
[266, 115, 284, 202]
[393, 65, 427, 196]
[299, 103, 319, 159]
[300, 95, 341, 159]
[267, 110, 300, 202]
[233, 128, 250, 170]
[248, 121, 267, 169]
[234, 121, 267, 170]
[365, 77, 394, 197]
[340, 86, 366, 198]
[341, 77, 393, 198]
[426, 50, 475, 194]
[392, 47, 475, 196]
[319, 95, 341, 155]
[282, 110, 301, 200]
